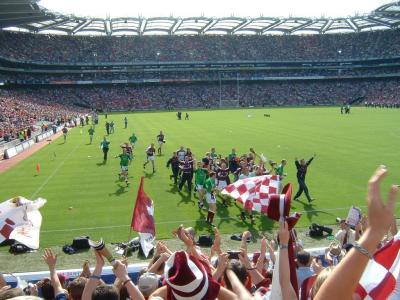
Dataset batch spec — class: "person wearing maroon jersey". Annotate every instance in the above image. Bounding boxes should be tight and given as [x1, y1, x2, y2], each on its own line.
[215, 161, 231, 207]
[156, 131, 165, 155]
[143, 143, 156, 173]
[178, 156, 194, 194]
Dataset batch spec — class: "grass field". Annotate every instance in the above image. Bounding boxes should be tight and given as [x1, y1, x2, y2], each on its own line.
[1, 107, 399, 251]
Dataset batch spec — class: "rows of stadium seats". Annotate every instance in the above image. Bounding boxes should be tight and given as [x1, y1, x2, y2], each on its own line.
[1, 29, 400, 63]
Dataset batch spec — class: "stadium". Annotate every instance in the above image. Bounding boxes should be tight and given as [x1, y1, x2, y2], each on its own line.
[0, 0, 399, 299]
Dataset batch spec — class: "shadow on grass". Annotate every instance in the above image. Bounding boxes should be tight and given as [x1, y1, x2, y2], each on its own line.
[176, 190, 195, 206]
[144, 172, 155, 179]
[108, 184, 128, 197]
[291, 200, 335, 222]
[96, 161, 106, 166]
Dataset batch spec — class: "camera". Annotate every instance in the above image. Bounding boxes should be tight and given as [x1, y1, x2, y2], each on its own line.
[227, 251, 240, 259]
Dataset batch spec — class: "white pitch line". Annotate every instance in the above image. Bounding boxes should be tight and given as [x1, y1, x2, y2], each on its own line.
[40, 204, 376, 234]
[31, 142, 81, 199]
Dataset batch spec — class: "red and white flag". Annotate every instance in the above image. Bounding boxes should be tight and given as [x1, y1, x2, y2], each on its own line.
[0, 196, 46, 249]
[355, 232, 400, 299]
[131, 177, 155, 257]
[222, 175, 291, 220]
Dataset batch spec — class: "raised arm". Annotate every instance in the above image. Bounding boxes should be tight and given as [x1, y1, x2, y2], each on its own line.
[113, 260, 145, 300]
[42, 249, 65, 297]
[314, 166, 398, 300]
[306, 154, 316, 166]
[82, 251, 104, 300]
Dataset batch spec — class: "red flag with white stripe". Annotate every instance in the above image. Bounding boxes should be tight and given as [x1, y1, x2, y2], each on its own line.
[131, 177, 155, 257]
[355, 232, 400, 299]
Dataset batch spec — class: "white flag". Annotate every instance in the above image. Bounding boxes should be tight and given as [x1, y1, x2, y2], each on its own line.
[0, 196, 46, 249]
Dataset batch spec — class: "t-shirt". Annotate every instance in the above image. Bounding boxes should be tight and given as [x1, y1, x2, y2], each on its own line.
[210, 152, 218, 160]
[216, 167, 229, 181]
[146, 146, 156, 156]
[204, 177, 216, 193]
[335, 229, 356, 245]
[88, 128, 95, 135]
[129, 135, 137, 143]
[177, 149, 186, 161]
[157, 134, 165, 142]
[100, 140, 110, 149]
[195, 168, 208, 185]
[275, 164, 284, 176]
[119, 153, 131, 166]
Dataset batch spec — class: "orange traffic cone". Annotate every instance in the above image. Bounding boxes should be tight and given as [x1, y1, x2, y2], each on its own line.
[36, 163, 40, 174]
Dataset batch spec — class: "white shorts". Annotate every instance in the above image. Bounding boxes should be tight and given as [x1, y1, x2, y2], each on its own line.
[196, 184, 204, 191]
[158, 141, 164, 146]
[147, 156, 155, 161]
[121, 166, 128, 172]
[217, 180, 227, 191]
[206, 193, 216, 204]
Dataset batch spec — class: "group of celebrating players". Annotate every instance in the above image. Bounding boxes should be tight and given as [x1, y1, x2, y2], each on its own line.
[93, 115, 316, 225]
[165, 146, 290, 225]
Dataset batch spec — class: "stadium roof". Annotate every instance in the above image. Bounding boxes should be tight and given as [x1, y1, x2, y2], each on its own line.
[1, 0, 400, 35]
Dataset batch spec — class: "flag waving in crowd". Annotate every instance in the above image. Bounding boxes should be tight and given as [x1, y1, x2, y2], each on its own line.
[355, 231, 400, 299]
[0, 196, 46, 249]
[222, 175, 301, 298]
[131, 176, 155, 257]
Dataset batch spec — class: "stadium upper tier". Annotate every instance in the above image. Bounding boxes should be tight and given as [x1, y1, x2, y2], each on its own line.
[1, 29, 400, 64]
[1, 1, 400, 35]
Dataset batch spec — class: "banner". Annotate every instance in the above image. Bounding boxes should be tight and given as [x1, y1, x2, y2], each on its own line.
[0, 197, 46, 249]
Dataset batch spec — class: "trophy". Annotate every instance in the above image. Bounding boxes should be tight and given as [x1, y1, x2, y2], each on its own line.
[89, 239, 116, 266]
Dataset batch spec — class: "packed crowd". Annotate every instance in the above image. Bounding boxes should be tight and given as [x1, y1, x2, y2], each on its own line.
[1, 79, 399, 113]
[1, 29, 400, 64]
[3, 65, 400, 84]
[0, 166, 398, 300]
[0, 90, 84, 141]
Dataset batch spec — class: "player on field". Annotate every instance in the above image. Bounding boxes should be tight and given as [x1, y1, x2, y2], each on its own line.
[143, 143, 156, 173]
[178, 156, 194, 194]
[88, 126, 95, 144]
[176, 146, 186, 162]
[62, 126, 68, 143]
[123, 142, 133, 159]
[204, 171, 217, 225]
[117, 146, 132, 186]
[166, 152, 180, 185]
[194, 160, 208, 209]
[129, 133, 138, 149]
[294, 154, 316, 202]
[215, 161, 231, 207]
[100, 136, 110, 162]
[124, 116, 128, 129]
[156, 131, 165, 155]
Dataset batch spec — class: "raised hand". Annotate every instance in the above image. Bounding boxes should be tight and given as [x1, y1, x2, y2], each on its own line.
[42, 248, 57, 269]
[367, 166, 398, 239]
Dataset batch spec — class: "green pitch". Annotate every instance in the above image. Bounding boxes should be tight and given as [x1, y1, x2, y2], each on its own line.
[0, 107, 399, 248]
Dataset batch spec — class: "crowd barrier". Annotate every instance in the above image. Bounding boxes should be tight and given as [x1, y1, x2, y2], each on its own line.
[3, 124, 70, 159]
[3, 138, 35, 159]
[4, 247, 327, 287]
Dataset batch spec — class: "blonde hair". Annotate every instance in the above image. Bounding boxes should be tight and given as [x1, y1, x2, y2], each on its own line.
[312, 266, 334, 297]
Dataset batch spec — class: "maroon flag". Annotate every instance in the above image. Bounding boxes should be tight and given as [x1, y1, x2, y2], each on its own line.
[131, 177, 155, 257]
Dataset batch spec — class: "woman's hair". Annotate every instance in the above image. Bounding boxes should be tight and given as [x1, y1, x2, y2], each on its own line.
[312, 266, 334, 297]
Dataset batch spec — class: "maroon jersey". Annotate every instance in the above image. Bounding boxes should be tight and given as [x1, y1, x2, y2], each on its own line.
[146, 146, 156, 156]
[216, 166, 230, 181]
